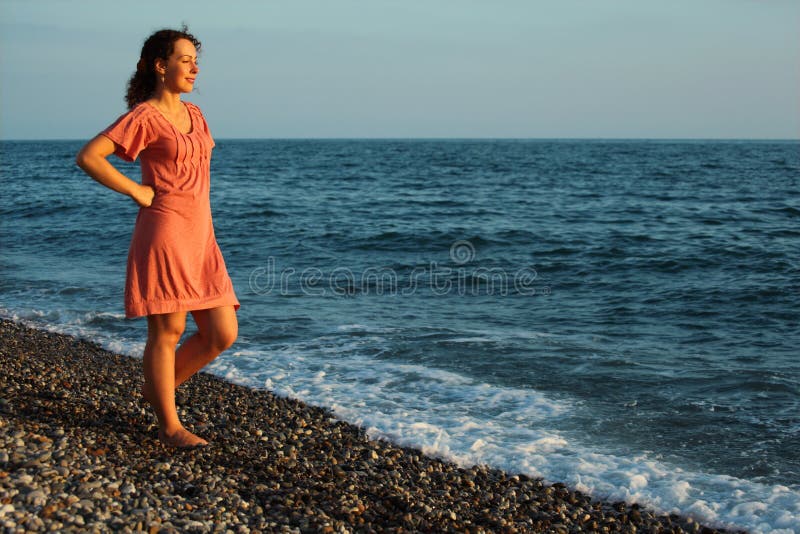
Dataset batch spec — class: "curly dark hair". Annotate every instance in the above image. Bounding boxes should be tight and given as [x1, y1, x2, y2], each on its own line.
[125, 25, 202, 109]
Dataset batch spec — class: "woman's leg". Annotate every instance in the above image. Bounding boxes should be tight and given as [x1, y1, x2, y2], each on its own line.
[143, 311, 207, 448]
[176, 305, 238, 388]
[142, 305, 238, 397]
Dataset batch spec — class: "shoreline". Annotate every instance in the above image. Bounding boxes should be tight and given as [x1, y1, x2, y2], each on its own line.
[0, 318, 742, 533]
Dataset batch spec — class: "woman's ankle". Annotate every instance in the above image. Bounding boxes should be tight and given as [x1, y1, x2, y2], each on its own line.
[159, 424, 186, 437]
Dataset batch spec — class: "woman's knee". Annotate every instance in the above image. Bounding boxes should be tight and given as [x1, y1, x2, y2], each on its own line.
[206, 321, 237, 352]
[146, 312, 187, 343]
[192, 307, 238, 353]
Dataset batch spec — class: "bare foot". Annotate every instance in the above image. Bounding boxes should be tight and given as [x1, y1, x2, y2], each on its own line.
[158, 427, 208, 449]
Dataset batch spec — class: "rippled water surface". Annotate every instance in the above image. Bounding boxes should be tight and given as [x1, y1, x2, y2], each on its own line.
[2, 139, 798, 532]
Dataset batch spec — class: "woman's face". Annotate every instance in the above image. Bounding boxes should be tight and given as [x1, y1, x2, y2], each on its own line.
[160, 38, 199, 94]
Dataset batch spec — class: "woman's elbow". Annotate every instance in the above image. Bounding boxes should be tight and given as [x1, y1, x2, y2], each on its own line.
[75, 150, 87, 170]
[76, 136, 112, 170]
[75, 145, 92, 169]
[76, 146, 101, 172]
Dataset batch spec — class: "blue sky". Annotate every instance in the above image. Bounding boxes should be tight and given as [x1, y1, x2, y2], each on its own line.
[1, 0, 798, 139]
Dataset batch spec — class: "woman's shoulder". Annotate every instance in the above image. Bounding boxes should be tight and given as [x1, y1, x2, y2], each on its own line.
[115, 101, 160, 123]
[103, 102, 157, 134]
[184, 101, 210, 130]
[183, 100, 205, 115]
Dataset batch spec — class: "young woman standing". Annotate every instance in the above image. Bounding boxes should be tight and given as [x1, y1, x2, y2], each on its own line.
[76, 27, 240, 449]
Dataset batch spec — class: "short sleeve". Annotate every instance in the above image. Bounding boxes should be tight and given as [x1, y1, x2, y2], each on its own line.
[100, 108, 152, 162]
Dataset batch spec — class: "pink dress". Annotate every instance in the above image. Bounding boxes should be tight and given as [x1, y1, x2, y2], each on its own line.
[101, 101, 240, 318]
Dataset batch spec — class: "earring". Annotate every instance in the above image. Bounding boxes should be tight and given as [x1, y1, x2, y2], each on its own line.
[160, 75, 165, 84]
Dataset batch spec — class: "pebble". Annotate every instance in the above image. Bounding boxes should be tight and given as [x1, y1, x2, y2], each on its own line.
[0, 318, 744, 533]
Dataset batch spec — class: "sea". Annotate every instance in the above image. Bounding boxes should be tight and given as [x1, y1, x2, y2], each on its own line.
[1, 138, 798, 533]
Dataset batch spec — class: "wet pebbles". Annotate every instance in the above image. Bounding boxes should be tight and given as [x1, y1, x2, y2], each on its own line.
[0, 318, 743, 533]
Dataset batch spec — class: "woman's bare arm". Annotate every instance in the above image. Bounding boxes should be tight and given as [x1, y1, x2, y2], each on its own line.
[75, 135, 154, 208]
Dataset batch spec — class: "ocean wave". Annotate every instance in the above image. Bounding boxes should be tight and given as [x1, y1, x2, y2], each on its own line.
[348, 231, 505, 251]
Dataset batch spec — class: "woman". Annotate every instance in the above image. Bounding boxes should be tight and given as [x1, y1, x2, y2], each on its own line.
[76, 27, 240, 449]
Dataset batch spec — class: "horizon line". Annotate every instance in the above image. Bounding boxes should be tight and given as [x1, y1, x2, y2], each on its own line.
[2, 136, 798, 142]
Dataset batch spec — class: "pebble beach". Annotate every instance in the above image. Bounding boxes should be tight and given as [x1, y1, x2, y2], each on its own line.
[0, 318, 743, 533]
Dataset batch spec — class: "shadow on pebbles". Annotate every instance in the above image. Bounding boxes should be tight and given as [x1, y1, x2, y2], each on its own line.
[0, 319, 743, 533]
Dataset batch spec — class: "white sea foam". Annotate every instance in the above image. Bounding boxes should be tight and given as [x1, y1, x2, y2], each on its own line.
[0, 307, 147, 357]
[207, 330, 800, 534]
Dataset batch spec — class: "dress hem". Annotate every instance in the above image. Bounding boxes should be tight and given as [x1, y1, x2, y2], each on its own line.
[125, 292, 240, 319]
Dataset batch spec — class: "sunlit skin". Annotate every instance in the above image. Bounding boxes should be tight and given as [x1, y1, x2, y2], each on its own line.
[146, 38, 200, 133]
[75, 38, 237, 449]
